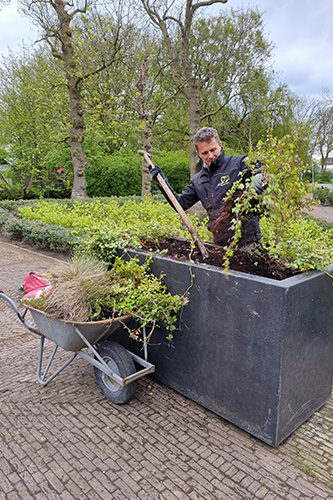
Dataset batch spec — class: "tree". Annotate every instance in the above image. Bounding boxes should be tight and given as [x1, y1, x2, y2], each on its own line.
[192, 8, 279, 152]
[312, 92, 333, 172]
[77, 13, 155, 195]
[134, 38, 185, 195]
[16, 0, 91, 198]
[84, 20, 183, 195]
[74, 5, 142, 154]
[16, 0, 128, 198]
[70, 5, 164, 196]
[0, 47, 68, 198]
[138, 3, 282, 175]
[139, 0, 230, 175]
[0, 0, 314, 199]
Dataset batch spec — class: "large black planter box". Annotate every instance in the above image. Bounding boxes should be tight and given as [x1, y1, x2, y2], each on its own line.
[117, 248, 333, 447]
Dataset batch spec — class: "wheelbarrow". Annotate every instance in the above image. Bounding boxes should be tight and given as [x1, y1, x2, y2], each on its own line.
[0, 291, 155, 404]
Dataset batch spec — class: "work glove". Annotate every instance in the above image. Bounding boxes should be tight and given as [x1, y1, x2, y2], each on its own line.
[253, 173, 267, 194]
[150, 165, 165, 183]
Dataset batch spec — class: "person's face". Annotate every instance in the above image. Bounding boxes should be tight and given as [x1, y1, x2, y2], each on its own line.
[196, 138, 222, 167]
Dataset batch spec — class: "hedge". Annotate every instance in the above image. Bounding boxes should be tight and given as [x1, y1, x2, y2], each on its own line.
[86, 150, 191, 197]
[4, 218, 78, 254]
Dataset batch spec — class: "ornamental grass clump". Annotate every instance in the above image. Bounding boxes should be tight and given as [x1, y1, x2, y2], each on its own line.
[42, 257, 112, 322]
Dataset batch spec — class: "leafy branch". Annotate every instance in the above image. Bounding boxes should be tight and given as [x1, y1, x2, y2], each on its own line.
[217, 128, 331, 272]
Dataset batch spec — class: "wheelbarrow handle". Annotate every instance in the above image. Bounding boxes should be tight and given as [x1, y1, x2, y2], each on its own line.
[0, 291, 40, 334]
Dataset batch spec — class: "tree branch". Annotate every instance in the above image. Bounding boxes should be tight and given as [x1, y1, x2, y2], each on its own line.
[192, 0, 228, 13]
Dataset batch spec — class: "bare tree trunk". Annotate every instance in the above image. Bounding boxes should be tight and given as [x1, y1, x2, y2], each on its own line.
[68, 95, 87, 199]
[136, 55, 153, 196]
[139, 0, 227, 179]
[53, 0, 88, 199]
[188, 83, 202, 177]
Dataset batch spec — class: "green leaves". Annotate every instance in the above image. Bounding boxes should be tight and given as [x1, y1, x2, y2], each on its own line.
[4, 217, 77, 254]
[84, 150, 191, 198]
[260, 215, 333, 272]
[0, 48, 69, 199]
[17, 196, 211, 262]
[109, 256, 188, 333]
[221, 129, 333, 272]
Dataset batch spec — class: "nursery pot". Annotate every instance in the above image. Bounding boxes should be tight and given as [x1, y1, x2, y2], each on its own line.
[116, 246, 333, 447]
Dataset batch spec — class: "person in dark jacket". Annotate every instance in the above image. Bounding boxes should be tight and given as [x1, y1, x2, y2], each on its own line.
[151, 127, 263, 248]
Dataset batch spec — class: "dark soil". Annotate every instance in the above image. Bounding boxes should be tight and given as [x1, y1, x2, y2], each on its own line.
[140, 238, 299, 280]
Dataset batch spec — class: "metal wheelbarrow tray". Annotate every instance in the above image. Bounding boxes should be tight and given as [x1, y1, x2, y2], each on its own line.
[0, 292, 155, 404]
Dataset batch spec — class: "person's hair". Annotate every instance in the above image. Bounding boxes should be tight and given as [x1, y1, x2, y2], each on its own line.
[193, 127, 220, 148]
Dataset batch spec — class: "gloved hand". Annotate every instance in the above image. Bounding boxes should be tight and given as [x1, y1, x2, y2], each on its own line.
[150, 165, 165, 182]
[253, 173, 267, 194]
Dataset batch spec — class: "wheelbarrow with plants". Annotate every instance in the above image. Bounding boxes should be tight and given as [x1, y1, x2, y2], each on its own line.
[0, 291, 155, 404]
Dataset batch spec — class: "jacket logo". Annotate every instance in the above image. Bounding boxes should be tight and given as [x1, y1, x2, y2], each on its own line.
[217, 175, 230, 187]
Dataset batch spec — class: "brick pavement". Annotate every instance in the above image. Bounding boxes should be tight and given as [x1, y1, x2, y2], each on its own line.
[0, 241, 332, 500]
[307, 204, 333, 223]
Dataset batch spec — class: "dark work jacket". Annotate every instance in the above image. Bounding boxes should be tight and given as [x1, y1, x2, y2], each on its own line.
[164, 149, 261, 246]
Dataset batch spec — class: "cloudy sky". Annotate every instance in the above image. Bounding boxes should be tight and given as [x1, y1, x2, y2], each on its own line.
[0, 0, 332, 99]
[218, 0, 333, 99]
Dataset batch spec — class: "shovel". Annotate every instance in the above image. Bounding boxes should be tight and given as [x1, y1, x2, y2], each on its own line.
[138, 150, 208, 259]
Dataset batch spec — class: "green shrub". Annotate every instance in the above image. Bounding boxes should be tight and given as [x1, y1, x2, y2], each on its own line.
[153, 150, 191, 193]
[0, 196, 163, 215]
[0, 198, 74, 214]
[4, 218, 77, 254]
[85, 150, 191, 197]
[8, 188, 333, 274]
[306, 216, 333, 233]
[314, 186, 330, 203]
[16, 197, 210, 261]
[260, 215, 333, 271]
[86, 153, 142, 197]
[77, 227, 142, 263]
[109, 255, 188, 334]
[0, 208, 12, 226]
[328, 191, 333, 205]
[316, 170, 333, 183]
[219, 129, 333, 272]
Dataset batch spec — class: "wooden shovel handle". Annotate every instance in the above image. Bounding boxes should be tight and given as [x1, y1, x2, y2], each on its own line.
[138, 150, 208, 259]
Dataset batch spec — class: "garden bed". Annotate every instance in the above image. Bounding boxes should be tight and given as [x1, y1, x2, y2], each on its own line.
[140, 237, 299, 280]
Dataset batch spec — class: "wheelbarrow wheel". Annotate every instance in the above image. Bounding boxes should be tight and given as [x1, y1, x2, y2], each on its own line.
[94, 341, 137, 404]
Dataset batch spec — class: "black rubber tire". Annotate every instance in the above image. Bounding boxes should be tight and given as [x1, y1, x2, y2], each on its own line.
[94, 341, 137, 404]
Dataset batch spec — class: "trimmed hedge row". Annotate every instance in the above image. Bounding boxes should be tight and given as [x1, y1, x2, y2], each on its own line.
[0, 196, 163, 256]
[0, 195, 205, 261]
[86, 150, 191, 197]
[3, 218, 78, 254]
[0, 195, 166, 213]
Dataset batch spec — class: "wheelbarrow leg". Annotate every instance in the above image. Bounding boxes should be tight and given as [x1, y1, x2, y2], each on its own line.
[37, 336, 77, 386]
